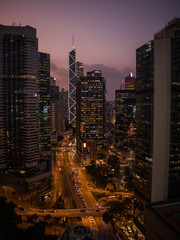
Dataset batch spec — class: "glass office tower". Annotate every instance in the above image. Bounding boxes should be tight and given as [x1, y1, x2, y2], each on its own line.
[134, 18, 180, 234]
[115, 89, 136, 150]
[0, 24, 52, 194]
[134, 41, 154, 233]
[0, 24, 39, 171]
[39, 52, 50, 153]
[76, 71, 106, 164]
[68, 48, 77, 125]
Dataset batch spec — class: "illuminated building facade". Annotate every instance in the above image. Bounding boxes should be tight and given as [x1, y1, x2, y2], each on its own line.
[39, 52, 50, 153]
[115, 89, 136, 150]
[59, 88, 68, 135]
[68, 48, 77, 126]
[76, 61, 84, 78]
[134, 40, 154, 233]
[125, 72, 136, 90]
[76, 70, 107, 164]
[105, 101, 115, 126]
[0, 24, 51, 194]
[50, 77, 59, 145]
[134, 18, 180, 234]
[0, 24, 40, 170]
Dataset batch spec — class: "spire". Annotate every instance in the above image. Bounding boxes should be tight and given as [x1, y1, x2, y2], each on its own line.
[72, 34, 75, 49]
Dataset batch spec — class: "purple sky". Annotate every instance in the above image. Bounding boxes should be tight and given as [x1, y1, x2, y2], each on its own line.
[1, 0, 179, 100]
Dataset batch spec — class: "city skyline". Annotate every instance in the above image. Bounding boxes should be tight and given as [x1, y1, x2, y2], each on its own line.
[1, 0, 179, 100]
[0, 14, 180, 239]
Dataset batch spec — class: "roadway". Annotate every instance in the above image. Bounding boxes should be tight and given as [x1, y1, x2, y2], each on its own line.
[53, 145, 112, 232]
[16, 208, 104, 218]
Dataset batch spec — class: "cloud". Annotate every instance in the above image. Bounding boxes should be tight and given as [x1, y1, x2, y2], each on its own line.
[51, 62, 68, 90]
[51, 61, 135, 100]
[85, 64, 135, 100]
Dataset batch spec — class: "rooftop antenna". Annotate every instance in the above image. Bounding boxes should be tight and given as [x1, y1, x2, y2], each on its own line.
[72, 34, 75, 49]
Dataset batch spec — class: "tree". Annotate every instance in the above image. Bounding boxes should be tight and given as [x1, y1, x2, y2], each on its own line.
[0, 197, 47, 240]
[0, 197, 21, 240]
[108, 155, 120, 174]
[103, 198, 134, 225]
[22, 222, 45, 240]
[102, 211, 113, 224]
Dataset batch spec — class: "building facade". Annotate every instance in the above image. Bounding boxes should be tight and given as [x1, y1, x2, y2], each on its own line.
[125, 72, 136, 90]
[134, 18, 180, 234]
[68, 48, 77, 126]
[39, 52, 51, 153]
[76, 61, 84, 78]
[50, 77, 60, 145]
[0, 24, 40, 171]
[115, 89, 136, 150]
[144, 200, 180, 240]
[76, 70, 107, 164]
[134, 40, 154, 232]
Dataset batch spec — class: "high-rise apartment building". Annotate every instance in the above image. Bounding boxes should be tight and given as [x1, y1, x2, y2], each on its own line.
[76, 70, 107, 164]
[134, 18, 180, 234]
[39, 52, 50, 153]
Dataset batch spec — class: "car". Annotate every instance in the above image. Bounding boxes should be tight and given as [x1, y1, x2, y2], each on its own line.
[50, 210, 56, 213]
[125, 231, 129, 236]
[19, 207, 26, 211]
[80, 209, 85, 212]
[39, 210, 46, 213]
[95, 209, 100, 212]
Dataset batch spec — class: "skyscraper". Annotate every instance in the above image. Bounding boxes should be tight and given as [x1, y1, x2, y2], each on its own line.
[0, 24, 51, 194]
[125, 72, 136, 90]
[76, 61, 84, 78]
[68, 47, 77, 126]
[59, 88, 68, 133]
[76, 70, 107, 164]
[134, 18, 180, 233]
[134, 40, 154, 232]
[39, 52, 50, 153]
[50, 77, 59, 146]
[115, 73, 136, 149]
[0, 24, 39, 171]
[115, 89, 136, 149]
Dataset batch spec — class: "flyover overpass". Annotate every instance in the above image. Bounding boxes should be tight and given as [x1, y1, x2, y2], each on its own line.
[17, 207, 106, 218]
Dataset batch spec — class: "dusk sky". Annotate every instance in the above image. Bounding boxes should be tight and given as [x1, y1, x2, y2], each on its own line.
[1, 0, 180, 100]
